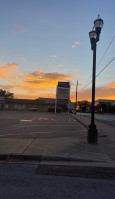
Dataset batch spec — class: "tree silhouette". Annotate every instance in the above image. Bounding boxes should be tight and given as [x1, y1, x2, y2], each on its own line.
[78, 100, 90, 112]
[0, 89, 14, 99]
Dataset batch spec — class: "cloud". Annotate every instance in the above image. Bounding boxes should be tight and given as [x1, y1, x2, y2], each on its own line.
[0, 84, 14, 90]
[7, 63, 18, 68]
[72, 45, 76, 49]
[0, 63, 19, 79]
[9, 71, 74, 89]
[74, 69, 79, 72]
[75, 41, 80, 45]
[71, 81, 115, 102]
[72, 41, 80, 48]
[106, 82, 115, 89]
[36, 70, 44, 73]
[15, 92, 56, 100]
[14, 23, 28, 34]
[50, 55, 57, 58]
[105, 68, 112, 70]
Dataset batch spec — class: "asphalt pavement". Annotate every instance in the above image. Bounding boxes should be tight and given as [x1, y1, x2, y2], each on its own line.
[1, 163, 115, 199]
[77, 112, 115, 126]
[0, 110, 115, 170]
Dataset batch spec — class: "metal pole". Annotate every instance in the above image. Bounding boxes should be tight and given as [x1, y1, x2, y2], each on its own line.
[91, 42, 96, 126]
[75, 81, 78, 114]
[55, 86, 57, 114]
[88, 41, 98, 143]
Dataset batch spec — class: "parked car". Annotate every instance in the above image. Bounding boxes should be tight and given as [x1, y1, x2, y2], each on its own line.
[48, 106, 61, 113]
[29, 106, 38, 111]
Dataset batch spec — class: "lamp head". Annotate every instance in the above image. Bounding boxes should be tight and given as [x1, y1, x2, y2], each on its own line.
[89, 29, 97, 50]
[94, 15, 104, 42]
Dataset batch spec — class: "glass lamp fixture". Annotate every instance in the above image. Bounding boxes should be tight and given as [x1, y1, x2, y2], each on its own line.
[89, 29, 97, 50]
[94, 15, 104, 42]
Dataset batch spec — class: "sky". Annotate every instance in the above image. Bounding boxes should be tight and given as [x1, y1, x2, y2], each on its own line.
[0, 0, 115, 101]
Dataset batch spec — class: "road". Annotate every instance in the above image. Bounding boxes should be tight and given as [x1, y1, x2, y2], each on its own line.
[0, 163, 115, 199]
[77, 112, 115, 126]
[0, 110, 86, 139]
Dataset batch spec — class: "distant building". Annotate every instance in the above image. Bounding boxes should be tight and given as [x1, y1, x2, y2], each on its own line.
[95, 99, 115, 113]
[0, 82, 74, 112]
[38, 97, 55, 104]
[2, 98, 52, 112]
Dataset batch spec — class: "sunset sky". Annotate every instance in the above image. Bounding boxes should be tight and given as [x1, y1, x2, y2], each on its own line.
[0, 0, 115, 101]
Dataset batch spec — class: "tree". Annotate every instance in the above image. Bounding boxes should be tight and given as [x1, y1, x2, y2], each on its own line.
[78, 100, 91, 112]
[0, 89, 14, 99]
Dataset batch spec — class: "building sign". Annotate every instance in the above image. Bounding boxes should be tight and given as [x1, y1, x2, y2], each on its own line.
[58, 82, 70, 88]
[56, 82, 70, 101]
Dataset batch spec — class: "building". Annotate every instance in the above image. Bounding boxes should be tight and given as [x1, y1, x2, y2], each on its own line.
[1, 98, 52, 112]
[55, 82, 70, 112]
[0, 82, 74, 112]
[95, 99, 115, 113]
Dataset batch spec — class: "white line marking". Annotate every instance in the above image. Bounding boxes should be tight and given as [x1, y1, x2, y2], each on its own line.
[0, 131, 56, 137]
[20, 120, 32, 122]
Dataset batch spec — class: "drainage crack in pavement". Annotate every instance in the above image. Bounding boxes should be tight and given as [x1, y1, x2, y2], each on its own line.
[22, 139, 35, 154]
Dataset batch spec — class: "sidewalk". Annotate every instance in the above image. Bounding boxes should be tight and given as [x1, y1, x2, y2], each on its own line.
[0, 113, 115, 169]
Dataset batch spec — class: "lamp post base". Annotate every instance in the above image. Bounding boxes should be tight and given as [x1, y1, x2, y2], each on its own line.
[88, 125, 98, 143]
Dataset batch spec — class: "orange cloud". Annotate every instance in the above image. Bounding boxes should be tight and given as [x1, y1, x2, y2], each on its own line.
[75, 41, 80, 45]
[9, 71, 74, 90]
[0, 84, 14, 90]
[105, 68, 112, 71]
[106, 82, 115, 89]
[15, 92, 56, 100]
[74, 69, 79, 72]
[71, 81, 115, 102]
[72, 45, 76, 48]
[51, 55, 57, 58]
[36, 70, 44, 73]
[72, 41, 80, 49]
[0, 63, 19, 79]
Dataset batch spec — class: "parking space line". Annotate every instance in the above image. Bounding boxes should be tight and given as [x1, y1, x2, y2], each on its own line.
[0, 131, 56, 137]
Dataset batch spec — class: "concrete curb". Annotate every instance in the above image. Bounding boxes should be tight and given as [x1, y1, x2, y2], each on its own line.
[36, 164, 115, 179]
[0, 153, 108, 163]
[70, 114, 88, 128]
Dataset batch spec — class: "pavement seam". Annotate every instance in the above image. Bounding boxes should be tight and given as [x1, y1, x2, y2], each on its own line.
[22, 139, 35, 154]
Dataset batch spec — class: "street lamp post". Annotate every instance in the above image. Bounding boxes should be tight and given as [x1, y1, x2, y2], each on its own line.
[75, 81, 78, 114]
[88, 15, 104, 143]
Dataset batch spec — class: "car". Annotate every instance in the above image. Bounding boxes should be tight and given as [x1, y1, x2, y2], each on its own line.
[29, 106, 38, 111]
[48, 106, 61, 113]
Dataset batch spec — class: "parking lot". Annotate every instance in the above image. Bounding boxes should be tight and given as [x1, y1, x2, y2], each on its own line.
[0, 110, 86, 140]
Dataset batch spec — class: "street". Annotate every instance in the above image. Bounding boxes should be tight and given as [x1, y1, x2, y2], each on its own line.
[0, 163, 115, 199]
[77, 112, 115, 126]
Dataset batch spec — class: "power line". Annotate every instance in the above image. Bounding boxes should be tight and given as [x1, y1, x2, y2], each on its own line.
[96, 57, 115, 78]
[79, 35, 115, 91]
[96, 35, 115, 69]
[79, 56, 115, 92]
